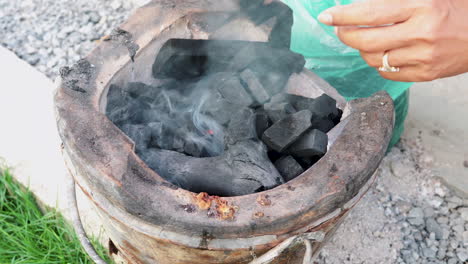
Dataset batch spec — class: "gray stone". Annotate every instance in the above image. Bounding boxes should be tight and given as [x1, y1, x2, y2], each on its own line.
[441, 227, 451, 240]
[408, 207, 424, 218]
[408, 217, 425, 226]
[456, 249, 468, 262]
[447, 195, 463, 206]
[447, 258, 457, 264]
[423, 207, 436, 218]
[436, 216, 449, 225]
[463, 231, 468, 247]
[459, 207, 468, 221]
[429, 196, 444, 208]
[436, 247, 446, 260]
[450, 240, 459, 249]
[88, 11, 101, 24]
[395, 200, 412, 215]
[452, 224, 465, 238]
[422, 247, 436, 259]
[426, 218, 443, 240]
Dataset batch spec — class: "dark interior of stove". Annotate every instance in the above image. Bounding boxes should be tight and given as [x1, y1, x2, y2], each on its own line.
[105, 2, 342, 197]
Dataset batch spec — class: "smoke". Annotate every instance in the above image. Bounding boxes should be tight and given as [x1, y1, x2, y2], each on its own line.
[104, 0, 330, 195]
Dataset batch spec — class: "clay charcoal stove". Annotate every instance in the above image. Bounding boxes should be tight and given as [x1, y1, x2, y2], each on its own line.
[56, 1, 396, 262]
[105, 38, 342, 196]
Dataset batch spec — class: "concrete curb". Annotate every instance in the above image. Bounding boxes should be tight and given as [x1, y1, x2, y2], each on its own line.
[0, 46, 108, 246]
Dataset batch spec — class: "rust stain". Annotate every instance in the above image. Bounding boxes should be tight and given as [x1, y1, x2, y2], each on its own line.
[256, 194, 272, 206]
[253, 212, 265, 218]
[214, 198, 236, 220]
[192, 193, 237, 220]
[193, 192, 212, 210]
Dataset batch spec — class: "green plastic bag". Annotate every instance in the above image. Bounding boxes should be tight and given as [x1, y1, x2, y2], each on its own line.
[282, 0, 412, 149]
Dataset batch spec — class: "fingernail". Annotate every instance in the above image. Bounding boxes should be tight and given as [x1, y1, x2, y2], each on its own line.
[318, 12, 333, 25]
[334, 27, 338, 34]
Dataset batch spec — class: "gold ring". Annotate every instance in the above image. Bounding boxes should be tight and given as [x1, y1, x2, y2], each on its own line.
[378, 52, 400, 73]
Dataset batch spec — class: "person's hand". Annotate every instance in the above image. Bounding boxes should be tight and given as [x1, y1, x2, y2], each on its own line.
[318, 0, 468, 82]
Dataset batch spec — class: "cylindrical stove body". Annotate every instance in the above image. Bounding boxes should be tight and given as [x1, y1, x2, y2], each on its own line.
[55, 1, 394, 263]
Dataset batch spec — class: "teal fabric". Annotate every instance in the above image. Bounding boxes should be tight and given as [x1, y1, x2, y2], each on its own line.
[282, 0, 412, 149]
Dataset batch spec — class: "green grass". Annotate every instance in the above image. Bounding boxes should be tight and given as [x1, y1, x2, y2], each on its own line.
[0, 169, 112, 264]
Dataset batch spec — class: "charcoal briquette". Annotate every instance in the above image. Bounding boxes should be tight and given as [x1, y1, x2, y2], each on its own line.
[312, 117, 335, 133]
[290, 95, 315, 112]
[107, 97, 150, 125]
[262, 110, 312, 152]
[309, 94, 339, 120]
[216, 75, 254, 106]
[153, 39, 305, 79]
[287, 129, 328, 158]
[268, 3, 293, 48]
[247, 60, 290, 95]
[274, 155, 304, 182]
[140, 109, 161, 124]
[227, 108, 257, 144]
[255, 109, 271, 138]
[124, 82, 158, 99]
[200, 92, 240, 125]
[240, 68, 270, 104]
[263, 101, 296, 123]
[106, 84, 130, 111]
[148, 122, 174, 150]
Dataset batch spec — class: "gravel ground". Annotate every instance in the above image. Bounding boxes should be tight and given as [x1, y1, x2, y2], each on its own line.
[0, 0, 139, 80]
[1, 1, 466, 263]
[318, 135, 468, 264]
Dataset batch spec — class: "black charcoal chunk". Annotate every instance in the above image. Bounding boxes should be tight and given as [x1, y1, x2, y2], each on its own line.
[255, 109, 271, 138]
[266, 2, 293, 48]
[290, 95, 315, 112]
[262, 110, 312, 152]
[106, 84, 130, 111]
[184, 141, 207, 157]
[267, 150, 283, 163]
[263, 101, 296, 123]
[269, 93, 289, 104]
[227, 108, 257, 144]
[216, 75, 254, 106]
[140, 141, 282, 196]
[274, 155, 304, 182]
[153, 39, 305, 79]
[309, 94, 339, 120]
[248, 60, 291, 95]
[107, 97, 151, 125]
[120, 124, 152, 150]
[162, 54, 207, 79]
[172, 136, 185, 153]
[287, 129, 328, 158]
[200, 91, 240, 125]
[240, 68, 270, 104]
[124, 82, 158, 99]
[148, 122, 174, 150]
[312, 117, 335, 133]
